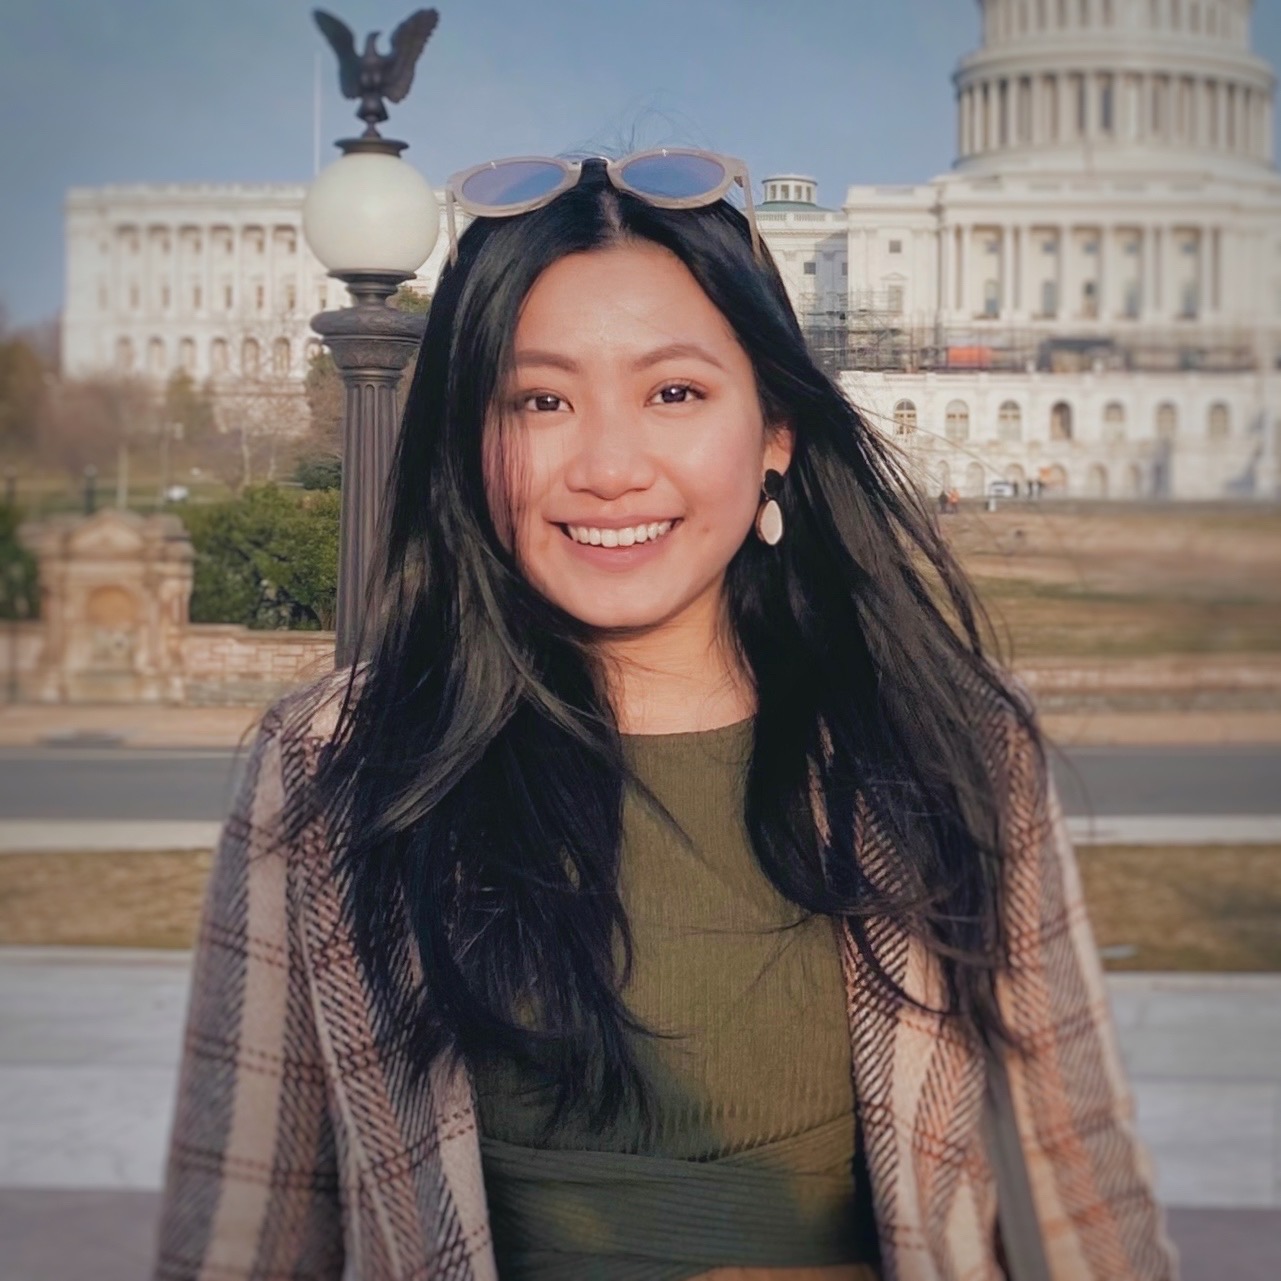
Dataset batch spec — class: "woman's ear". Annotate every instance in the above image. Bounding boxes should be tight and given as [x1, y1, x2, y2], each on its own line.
[765, 421, 796, 477]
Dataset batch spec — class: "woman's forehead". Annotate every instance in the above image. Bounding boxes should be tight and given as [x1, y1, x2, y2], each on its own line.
[513, 243, 741, 366]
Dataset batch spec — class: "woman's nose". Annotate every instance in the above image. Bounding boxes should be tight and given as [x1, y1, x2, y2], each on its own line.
[562, 408, 656, 499]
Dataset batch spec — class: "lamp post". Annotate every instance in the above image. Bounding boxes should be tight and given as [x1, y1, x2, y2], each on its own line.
[303, 8, 441, 668]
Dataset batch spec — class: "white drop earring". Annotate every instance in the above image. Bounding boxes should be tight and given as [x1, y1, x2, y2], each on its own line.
[754, 468, 784, 546]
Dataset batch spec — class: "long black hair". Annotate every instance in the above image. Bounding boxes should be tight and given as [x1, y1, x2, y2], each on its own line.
[290, 161, 1047, 1124]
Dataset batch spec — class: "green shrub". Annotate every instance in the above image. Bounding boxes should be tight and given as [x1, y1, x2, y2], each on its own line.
[180, 486, 339, 630]
[294, 453, 342, 491]
[0, 502, 38, 621]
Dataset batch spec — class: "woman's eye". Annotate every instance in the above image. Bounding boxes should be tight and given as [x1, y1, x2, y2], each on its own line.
[520, 393, 566, 413]
[653, 383, 701, 405]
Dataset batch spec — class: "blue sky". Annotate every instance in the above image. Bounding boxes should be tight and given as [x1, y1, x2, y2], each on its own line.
[2, 0, 1278, 328]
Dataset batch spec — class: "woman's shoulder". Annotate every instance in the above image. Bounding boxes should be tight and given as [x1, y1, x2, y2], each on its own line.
[258, 665, 366, 754]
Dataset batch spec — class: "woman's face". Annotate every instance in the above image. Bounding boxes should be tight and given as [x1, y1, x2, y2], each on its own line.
[490, 240, 792, 636]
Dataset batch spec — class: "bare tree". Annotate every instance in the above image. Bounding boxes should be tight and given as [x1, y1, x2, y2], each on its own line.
[38, 375, 154, 484]
[200, 319, 311, 496]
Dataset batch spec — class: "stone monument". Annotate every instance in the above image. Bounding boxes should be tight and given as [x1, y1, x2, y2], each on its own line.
[21, 510, 194, 703]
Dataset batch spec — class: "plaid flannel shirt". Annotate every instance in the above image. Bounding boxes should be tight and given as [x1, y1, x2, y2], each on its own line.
[153, 678, 1176, 1281]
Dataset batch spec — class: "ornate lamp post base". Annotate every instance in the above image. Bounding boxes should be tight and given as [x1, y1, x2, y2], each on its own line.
[311, 274, 426, 668]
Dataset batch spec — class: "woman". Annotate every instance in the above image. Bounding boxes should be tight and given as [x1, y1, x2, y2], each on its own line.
[153, 152, 1174, 1281]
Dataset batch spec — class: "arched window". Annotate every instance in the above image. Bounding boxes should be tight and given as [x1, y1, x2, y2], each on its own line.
[242, 337, 261, 377]
[1207, 401, 1230, 439]
[1050, 401, 1074, 441]
[934, 461, 952, 492]
[272, 338, 291, 376]
[998, 400, 1023, 442]
[945, 400, 971, 442]
[893, 399, 918, 435]
[1086, 463, 1109, 498]
[210, 338, 228, 374]
[965, 462, 986, 498]
[1041, 463, 1069, 493]
[1156, 402, 1178, 440]
[179, 338, 196, 374]
[115, 336, 134, 373]
[1103, 401, 1126, 442]
[148, 337, 166, 376]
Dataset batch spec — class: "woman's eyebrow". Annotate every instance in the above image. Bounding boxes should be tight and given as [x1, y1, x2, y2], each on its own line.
[632, 342, 725, 371]
[513, 342, 726, 374]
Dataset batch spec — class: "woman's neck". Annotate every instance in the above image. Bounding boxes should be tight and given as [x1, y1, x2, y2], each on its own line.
[600, 605, 755, 736]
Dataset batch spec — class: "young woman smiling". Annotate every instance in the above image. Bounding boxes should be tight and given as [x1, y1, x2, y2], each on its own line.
[153, 153, 1175, 1281]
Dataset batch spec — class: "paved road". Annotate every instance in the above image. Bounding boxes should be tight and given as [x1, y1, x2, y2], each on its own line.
[0, 744, 1279, 821]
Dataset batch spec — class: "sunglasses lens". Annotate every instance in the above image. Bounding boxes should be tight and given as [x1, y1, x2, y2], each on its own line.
[460, 160, 567, 207]
[616, 152, 728, 200]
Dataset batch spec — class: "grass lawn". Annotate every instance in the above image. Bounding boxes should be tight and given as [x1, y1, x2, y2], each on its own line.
[943, 504, 1281, 660]
[1, 844, 1278, 971]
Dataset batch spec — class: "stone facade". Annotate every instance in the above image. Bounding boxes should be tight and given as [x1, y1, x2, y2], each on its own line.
[21, 511, 194, 704]
[13, 510, 335, 705]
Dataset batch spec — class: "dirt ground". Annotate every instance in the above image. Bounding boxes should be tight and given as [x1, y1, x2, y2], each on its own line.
[941, 502, 1281, 660]
[3, 843, 1278, 971]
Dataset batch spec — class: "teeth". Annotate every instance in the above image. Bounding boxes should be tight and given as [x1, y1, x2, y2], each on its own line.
[566, 520, 674, 547]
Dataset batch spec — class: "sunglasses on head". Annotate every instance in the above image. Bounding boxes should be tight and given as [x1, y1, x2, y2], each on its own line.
[443, 147, 761, 266]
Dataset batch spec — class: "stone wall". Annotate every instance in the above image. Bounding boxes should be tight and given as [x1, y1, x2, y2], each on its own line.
[180, 626, 334, 705]
[4, 621, 333, 706]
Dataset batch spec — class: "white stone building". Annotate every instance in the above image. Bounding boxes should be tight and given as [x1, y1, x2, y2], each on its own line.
[62, 0, 1281, 498]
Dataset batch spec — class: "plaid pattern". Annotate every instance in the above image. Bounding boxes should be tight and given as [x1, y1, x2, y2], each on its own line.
[153, 679, 1176, 1280]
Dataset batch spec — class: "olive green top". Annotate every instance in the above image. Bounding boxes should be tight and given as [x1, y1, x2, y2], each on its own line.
[473, 719, 880, 1280]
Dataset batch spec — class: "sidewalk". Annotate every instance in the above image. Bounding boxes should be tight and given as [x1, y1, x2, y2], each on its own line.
[0, 949, 1277, 1279]
[3, 701, 1281, 749]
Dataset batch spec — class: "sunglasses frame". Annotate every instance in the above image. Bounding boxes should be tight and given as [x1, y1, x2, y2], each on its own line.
[443, 147, 761, 266]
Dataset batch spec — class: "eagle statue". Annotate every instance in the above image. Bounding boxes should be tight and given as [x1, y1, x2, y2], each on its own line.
[314, 8, 440, 137]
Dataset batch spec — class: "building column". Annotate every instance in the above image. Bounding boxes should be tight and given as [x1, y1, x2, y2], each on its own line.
[1000, 227, 1013, 316]
[1056, 225, 1070, 320]
[1197, 226, 1213, 319]
[971, 85, 983, 151]
[938, 223, 951, 318]
[1059, 73, 1074, 142]
[987, 81, 1001, 152]
[1147, 224, 1168, 318]
[1098, 226, 1113, 321]
[955, 224, 966, 314]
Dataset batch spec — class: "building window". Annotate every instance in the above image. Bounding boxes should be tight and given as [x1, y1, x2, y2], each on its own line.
[242, 337, 260, 377]
[210, 338, 228, 374]
[893, 400, 918, 435]
[1103, 401, 1126, 442]
[161, 284, 171, 310]
[1041, 280, 1059, 317]
[1082, 279, 1099, 319]
[179, 338, 196, 374]
[273, 338, 291, 376]
[98, 284, 109, 310]
[1180, 282, 1199, 319]
[115, 337, 134, 373]
[191, 283, 202, 311]
[223, 283, 233, 310]
[1207, 402, 1230, 439]
[887, 285, 905, 315]
[1050, 401, 1074, 441]
[840, 262, 848, 276]
[284, 283, 297, 313]
[945, 400, 971, 442]
[148, 337, 166, 376]
[129, 283, 140, 310]
[782, 184, 791, 200]
[1124, 280, 1141, 318]
[998, 400, 1023, 442]
[803, 261, 817, 276]
[1156, 402, 1178, 440]
[983, 279, 1000, 317]
[255, 283, 266, 311]
[889, 239, 903, 254]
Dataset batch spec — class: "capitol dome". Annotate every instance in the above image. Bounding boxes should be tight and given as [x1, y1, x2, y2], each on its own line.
[954, 0, 1275, 176]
